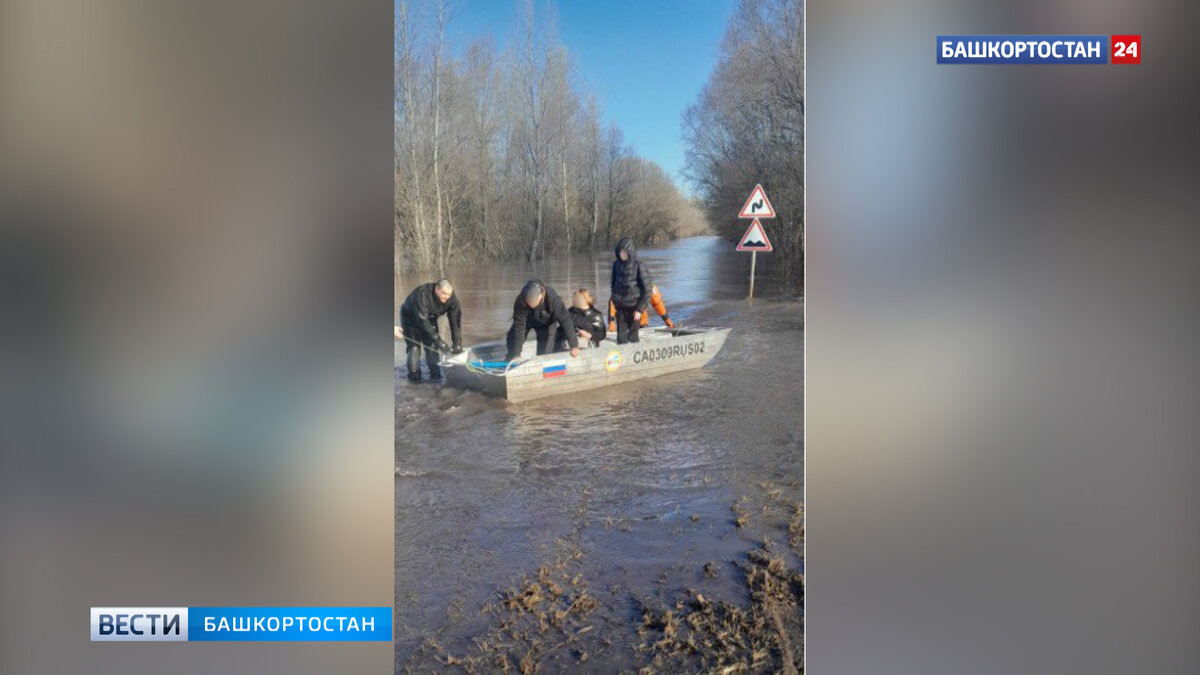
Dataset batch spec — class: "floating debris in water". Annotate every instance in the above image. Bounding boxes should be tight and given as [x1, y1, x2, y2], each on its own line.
[407, 540, 605, 673]
[637, 548, 804, 674]
[789, 502, 805, 553]
[732, 498, 752, 529]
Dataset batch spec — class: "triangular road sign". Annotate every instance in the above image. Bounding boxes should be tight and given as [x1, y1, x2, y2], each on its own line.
[736, 219, 773, 252]
[738, 184, 776, 219]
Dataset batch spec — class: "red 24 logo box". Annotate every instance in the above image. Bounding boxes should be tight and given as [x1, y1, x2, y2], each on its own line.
[1111, 35, 1141, 64]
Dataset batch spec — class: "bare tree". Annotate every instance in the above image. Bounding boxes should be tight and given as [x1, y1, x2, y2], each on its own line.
[464, 38, 499, 258]
[396, 0, 431, 269]
[550, 48, 575, 254]
[431, 0, 448, 273]
[395, 0, 705, 270]
[684, 0, 804, 289]
[514, 0, 552, 262]
[582, 95, 603, 252]
[604, 123, 633, 247]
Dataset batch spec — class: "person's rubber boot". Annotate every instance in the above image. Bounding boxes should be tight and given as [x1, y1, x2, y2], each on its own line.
[428, 367, 442, 382]
[407, 371, 422, 383]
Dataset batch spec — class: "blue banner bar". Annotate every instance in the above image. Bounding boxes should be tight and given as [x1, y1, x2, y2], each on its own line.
[188, 607, 391, 641]
[937, 35, 1108, 64]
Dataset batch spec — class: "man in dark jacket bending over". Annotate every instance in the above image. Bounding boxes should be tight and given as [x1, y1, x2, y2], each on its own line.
[399, 279, 462, 382]
[609, 237, 653, 344]
[505, 280, 580, 362]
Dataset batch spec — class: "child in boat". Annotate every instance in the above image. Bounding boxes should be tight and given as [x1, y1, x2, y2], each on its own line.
[567, 288, 606, 349]
[609, 237, 653, 344]
[608, 283, 675, 333]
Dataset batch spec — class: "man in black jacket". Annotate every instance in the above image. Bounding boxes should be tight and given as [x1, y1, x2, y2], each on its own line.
[505, 280, 580, 362]
[399, 279, 463, 382]
[609, 237, 653, 344]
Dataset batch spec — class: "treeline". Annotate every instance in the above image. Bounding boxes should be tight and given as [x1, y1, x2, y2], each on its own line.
[684, 0, 804, 290]
[395, 0, 706, 274]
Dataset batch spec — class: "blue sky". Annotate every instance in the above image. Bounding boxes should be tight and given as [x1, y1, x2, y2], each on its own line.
[432, 0, 737, 194]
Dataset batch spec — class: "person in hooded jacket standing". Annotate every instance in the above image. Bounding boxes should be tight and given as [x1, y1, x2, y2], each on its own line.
[505, 280, 579, 362]
[399, 279, 463, 382]
[609, 237, 653, 344]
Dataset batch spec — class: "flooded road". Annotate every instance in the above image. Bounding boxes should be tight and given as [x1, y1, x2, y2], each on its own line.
[395, 236, 803, 671]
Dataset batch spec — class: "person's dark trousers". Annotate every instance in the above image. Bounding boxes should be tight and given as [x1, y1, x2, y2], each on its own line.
[614, 306, 640, 344]
[402, 320, 441, 381]
[511, 325, 556, 357]
[535, 325, 555, 355]
[549, 321, 573, 348]
[552, 324, 574, 352]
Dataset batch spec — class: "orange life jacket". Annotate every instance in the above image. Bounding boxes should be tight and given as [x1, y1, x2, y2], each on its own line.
[609, 287, 672, 330]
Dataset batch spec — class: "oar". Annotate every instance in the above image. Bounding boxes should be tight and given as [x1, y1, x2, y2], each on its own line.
[398, 333, 455, 359]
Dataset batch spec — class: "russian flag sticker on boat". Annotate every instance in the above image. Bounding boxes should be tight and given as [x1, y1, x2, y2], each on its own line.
[542, 360, 567, 379]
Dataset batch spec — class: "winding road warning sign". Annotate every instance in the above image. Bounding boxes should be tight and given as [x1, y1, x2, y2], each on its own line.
[738, 184, 775, 219]
[736, 219, 773, 252]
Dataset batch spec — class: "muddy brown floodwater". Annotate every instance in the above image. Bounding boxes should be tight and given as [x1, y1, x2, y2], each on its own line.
[395, 236, 803, 672]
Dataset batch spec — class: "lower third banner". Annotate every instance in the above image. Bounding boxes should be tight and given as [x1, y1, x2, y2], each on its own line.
[91, 607, 392, 642]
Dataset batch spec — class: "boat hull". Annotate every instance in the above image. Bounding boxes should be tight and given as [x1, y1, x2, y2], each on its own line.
[441, 327, 730, 402]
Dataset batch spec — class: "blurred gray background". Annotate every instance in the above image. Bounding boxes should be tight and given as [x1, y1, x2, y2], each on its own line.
[807, 0, 1200, 673]
[1, 1, 393, 673]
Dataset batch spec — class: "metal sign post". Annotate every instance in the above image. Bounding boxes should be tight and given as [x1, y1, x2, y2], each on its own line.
[748, 250, 757, 304]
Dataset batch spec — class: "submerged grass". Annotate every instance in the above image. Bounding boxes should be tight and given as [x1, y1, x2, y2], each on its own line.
[408, 540, 604, 674]
[636, 544, 804, 674]
[402, 493, 804, 673]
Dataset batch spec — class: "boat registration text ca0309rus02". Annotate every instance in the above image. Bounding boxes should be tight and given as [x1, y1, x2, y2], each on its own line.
[631, 340, 706, 364]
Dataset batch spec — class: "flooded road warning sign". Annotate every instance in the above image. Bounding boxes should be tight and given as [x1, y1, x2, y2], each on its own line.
[737, 219, 773, 252]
